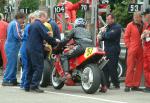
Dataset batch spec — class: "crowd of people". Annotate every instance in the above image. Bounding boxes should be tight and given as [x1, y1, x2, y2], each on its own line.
[124, 9, 150, 93]
[0, 0, 150, 94]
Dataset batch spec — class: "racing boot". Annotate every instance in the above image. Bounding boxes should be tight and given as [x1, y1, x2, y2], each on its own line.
[99, 85, 107, 93]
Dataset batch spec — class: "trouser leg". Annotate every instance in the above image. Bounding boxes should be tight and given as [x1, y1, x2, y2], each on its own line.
[0, 41, 7, 71]
[30, 52, 44, 89]
[20, 52, 28, 87]
[24, 49, 33, 89]
[61, 45, 85, 72]
[125, 50, 136, 87]
[109, 53, 120, 87]
[133, 49, 143, 87]
[100, 70, 107, 87]
[3, 45, 19, 83]
[103, 64, 110, 88]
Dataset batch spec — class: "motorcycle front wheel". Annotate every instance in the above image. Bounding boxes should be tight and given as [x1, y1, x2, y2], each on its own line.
[81, 64, 101, 94]
[51, 68, 64, 89]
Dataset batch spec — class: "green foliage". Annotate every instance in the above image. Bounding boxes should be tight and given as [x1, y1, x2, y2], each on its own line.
[70, 0, 79, 3]
[19, 0, 40, 11]
[112, 0, 132, 27]
[0, 0, 6, 13]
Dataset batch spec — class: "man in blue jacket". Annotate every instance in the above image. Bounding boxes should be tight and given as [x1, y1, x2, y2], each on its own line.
[24, 11, 59, 93]
[2, 12, 26, 86]
[99, 13, 122, 89]
[20, 13, 36, 89]
[48, 18, 61, 40]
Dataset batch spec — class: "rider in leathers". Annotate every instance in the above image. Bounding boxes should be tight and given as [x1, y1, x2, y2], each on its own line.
[60, 18, 107, 92]
[60, 18, 93, 76]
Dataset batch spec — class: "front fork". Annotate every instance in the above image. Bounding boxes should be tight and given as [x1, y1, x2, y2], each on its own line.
[51, 54, 65, 77]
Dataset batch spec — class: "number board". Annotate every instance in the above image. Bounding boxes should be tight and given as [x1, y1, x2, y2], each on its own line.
[19, 8, 31, 14]
[84, 48, 94, 58]
[81, 3, 89, 11]
[128, 4, 142, 13]
[4, 6, 13, 13]
[54, 6, 65, 14]
[100, 0, 109, 4]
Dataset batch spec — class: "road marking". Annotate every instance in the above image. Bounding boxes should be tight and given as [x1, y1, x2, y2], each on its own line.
[45, 91, 128, 103]
[2, 86, 128, 103]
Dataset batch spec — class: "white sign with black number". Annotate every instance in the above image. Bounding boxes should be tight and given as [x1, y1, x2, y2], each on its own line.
[19, 8, 31, 14]
[128, 4, 142, 13]
[54, 6, 65, 14]
[81, 3, 89, 11]
[101, 0, 109, 4]
[4, 6, 13, 13]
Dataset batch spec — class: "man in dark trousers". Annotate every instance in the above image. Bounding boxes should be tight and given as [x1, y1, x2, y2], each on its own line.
[99, 13, 122, 89]
[24, 11, 59, 93]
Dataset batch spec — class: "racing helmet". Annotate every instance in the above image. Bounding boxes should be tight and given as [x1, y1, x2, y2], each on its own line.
[74, 18, 86, 27]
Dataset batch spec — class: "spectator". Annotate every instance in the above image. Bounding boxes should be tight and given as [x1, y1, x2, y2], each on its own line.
[0, 14, 8, 71]
[124, 11, 145, 92]
[141, 8, 150, 93]
[99, 13, 122, 89]
[48, 18, 61, 40]
[24, 11, 58, 93]
[2, 12, 26, 86]
[20, 13, 36, 89]
[57, 0, 82, 32]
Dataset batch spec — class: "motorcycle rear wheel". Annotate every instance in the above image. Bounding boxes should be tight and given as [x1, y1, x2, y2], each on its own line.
[81, 64, 101, 94]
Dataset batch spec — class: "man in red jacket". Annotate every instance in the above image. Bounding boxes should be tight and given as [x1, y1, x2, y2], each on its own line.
[141, 8, 150, 93]
[57, 0, 82, 32]
[124, 11, 146, 92]
[0, 14, 8, 71]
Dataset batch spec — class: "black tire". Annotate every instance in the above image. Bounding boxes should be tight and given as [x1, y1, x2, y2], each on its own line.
[117, 61, 124, 78]
[51, 68, 64, 89]
[40, 59, 53, 87]
[81, 64, 101, 94]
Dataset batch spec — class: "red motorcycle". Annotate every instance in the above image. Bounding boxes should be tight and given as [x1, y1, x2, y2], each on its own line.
[51, 43, 108, 94]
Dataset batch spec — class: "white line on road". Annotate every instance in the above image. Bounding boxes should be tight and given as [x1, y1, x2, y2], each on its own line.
[1, 86, 128, 103]
[0, 87, 128, 103]
[45, 91, 128, 103]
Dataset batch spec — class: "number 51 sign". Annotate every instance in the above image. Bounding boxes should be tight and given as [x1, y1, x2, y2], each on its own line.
[128, 4, 142, 13]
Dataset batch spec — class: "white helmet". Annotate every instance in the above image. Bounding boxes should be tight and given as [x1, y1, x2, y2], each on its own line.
[74, 18, 86, 27]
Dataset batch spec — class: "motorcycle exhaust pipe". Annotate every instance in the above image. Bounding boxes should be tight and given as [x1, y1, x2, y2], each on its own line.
[98, 56, 109, 70]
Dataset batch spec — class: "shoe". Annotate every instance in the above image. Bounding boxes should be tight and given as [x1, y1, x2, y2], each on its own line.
[114, 85, 120, 89]
[143, 87, 150, 93]
[24, 88, 30, 92]
[109, 85, 120, 90]
[124, 86, 131, 92]
[99, 86, 107, 93]
[30, 88, 44, 93]
[40, 83, 48, 88]
[12, 81, 20, 86]
[2, 81, 14, 86]
[131, 87, 143, 91]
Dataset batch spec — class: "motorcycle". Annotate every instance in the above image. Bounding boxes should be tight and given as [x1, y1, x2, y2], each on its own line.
[51, 42, 108, 94]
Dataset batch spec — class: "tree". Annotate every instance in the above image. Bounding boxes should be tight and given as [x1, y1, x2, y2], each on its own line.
[0, 0, 6, 13]
[112, 0, 132, 27]
[19, 0, 40, 11]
